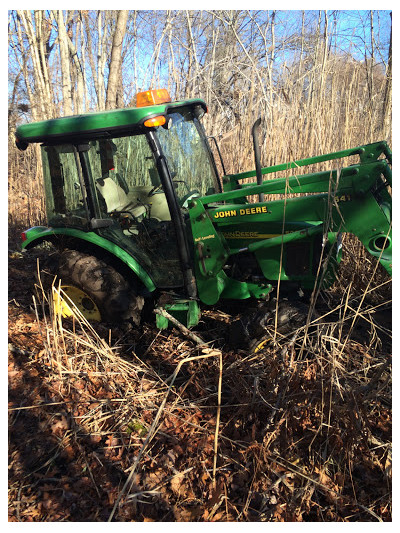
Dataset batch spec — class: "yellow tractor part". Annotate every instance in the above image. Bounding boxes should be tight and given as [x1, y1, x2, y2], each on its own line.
[53, 285, 101, 321]
[252, 336, 272, 353]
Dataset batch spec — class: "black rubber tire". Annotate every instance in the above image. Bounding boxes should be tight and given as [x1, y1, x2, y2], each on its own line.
[228, 299, 312, 351]
[39, 249, 144, 325]
[248, 300, 316, 353]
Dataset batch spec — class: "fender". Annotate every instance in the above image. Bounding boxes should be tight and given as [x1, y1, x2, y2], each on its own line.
[21, 226, 156, 292]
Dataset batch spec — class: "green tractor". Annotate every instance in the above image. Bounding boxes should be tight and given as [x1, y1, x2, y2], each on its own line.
[16, 89, 392, 345]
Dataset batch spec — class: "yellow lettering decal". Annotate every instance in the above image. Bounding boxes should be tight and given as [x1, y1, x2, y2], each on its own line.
[220, 206, 270, 218]
[214, 209, 237, 219]
[195, 234, 215, 242]
[338, 195, 351, 202]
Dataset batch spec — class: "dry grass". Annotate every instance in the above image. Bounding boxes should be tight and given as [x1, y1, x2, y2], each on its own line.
[8, 255, 391, 521]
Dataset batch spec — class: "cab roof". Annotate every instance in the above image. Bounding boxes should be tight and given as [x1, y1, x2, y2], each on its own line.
[15, 98, 206, 148]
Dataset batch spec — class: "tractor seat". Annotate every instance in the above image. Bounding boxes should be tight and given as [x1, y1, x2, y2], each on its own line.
[96, 177, 146, 219]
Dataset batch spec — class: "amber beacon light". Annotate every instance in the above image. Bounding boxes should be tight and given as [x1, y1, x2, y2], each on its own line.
[136, 89, 171, 108]
[143, 116, 167, 128]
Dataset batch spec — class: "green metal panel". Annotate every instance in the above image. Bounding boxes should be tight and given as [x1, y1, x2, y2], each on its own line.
[187, 200, 272, 303]
[15, 99, 206, 145]
[21, 226, 156, 291]
[209, 194, 390, 278]
[219, 271, 272, 300]
[186, 142, 391, 301]
[155, 299, 201, 329]
[187, 199, 229, 305]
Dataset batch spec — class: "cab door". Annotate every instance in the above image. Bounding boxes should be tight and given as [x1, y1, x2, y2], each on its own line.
[83, 134, 184, 289]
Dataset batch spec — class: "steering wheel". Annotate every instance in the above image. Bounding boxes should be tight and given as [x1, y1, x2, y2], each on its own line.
[110, 202, 148, 224]
[148, 184, 163, 197]
[179, 190, 201, 208]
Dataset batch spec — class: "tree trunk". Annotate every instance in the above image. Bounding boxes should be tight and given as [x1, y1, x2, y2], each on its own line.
[35, 11, 53, 117]
[83, 12, 99, 109]
[14, 14, 37, 121]
[382, 12, 392, 139]
[17, 10, 50, 119]
[54, 10, 73, 116]
[105, 10, 129, 110]
[66, 18, 85, 114]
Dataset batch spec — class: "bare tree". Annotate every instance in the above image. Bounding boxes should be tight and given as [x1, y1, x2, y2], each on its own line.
[97, 11, 110, 109]
[53, 10, 73, 116]
[67, 13, 86, 114]
[16, 10, 54, 120]
[382, 12, 392, 137]
[105, 10, 129, 110]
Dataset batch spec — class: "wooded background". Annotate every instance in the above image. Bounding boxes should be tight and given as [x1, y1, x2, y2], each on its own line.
[8, 10, 392, 238]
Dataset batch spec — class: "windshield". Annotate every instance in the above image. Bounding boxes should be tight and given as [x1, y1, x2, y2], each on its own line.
[157, 108, 220, 203]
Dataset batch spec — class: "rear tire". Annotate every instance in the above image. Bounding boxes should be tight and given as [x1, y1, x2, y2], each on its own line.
[39, 249, 144, 325]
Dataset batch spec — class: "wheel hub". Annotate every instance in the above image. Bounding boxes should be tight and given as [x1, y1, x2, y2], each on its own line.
[53, 285, 102, 321]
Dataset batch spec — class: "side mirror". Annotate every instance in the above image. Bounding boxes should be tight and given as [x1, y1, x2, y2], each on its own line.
[15, 138, 28, 151]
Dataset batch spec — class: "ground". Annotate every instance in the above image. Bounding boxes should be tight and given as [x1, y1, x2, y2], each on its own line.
[8, 248, 392, 522]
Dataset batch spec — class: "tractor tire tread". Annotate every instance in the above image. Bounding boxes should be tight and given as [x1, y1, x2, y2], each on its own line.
[39, 248, 144, 325]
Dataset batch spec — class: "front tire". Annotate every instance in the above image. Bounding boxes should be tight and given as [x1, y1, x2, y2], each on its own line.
[248, 300, 317, 353]
[228, 299, 312, 352]
[40, 249, 144, 325]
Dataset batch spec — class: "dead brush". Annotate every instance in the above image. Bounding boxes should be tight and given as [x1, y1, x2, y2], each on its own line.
[30, 279, 225, 521]
[220, 283, 391, 520]
[332, 233, 392, 305]
[16, 260, 391, 522]
[32, 281, 169, 436]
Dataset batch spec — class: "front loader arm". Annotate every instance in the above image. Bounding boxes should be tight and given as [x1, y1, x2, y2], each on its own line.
[189, 141, 391, 304]
[222, 140, 392, 190]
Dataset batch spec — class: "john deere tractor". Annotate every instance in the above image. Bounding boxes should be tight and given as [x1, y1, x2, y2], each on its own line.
[15, 89, 392, 343]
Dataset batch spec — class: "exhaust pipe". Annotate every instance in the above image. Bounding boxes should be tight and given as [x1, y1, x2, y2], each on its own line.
[252, 118, 264, 203]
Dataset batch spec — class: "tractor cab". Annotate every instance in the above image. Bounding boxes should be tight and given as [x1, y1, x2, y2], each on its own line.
[17, 90, 221, 293]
